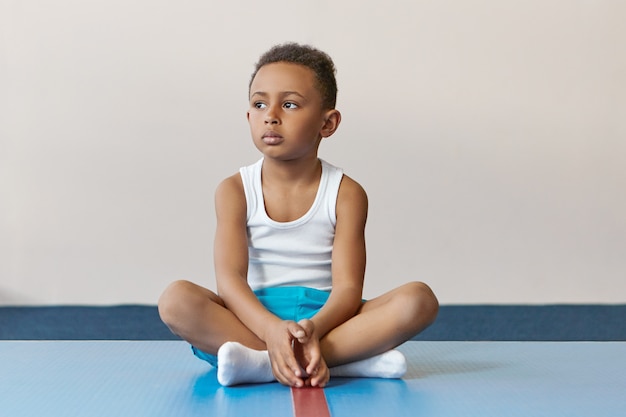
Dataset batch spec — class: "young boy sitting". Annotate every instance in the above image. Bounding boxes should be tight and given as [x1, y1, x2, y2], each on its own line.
[158, 43, 439, 388]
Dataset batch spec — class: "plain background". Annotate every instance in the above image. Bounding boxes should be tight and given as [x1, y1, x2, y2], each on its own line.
[1, 0, 625, 305]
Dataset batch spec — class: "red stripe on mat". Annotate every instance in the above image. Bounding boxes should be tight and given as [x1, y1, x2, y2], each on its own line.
[291, 387, 331, 417]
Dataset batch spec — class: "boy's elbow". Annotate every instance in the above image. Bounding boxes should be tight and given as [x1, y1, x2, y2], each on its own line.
[337, 285, 365, 315]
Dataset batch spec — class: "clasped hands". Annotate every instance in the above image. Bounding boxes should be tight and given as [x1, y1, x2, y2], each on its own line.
[264, 318, 329, 388]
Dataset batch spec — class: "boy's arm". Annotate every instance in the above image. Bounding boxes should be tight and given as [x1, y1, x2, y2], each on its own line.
[213, 174, 307, 386]
[214, 174, 270, 335]
[296, 175, 367, 386]
[310, 175, 368, 338]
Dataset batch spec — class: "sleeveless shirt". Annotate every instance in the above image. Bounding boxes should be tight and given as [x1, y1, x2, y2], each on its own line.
[239, 158, 344, 291]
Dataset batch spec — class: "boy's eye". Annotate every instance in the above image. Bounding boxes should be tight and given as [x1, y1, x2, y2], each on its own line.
[254, 102, 267, 109]
[283, 102, 298, 109]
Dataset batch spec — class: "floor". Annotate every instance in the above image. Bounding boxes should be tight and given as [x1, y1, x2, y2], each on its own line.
[4, 304, 626, 341]
[1, 341, 624, 416]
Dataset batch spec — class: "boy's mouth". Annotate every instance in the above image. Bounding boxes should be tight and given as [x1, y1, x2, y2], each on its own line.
[262, 131, 283, 145]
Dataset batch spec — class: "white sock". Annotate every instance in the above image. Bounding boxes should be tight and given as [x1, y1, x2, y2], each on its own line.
[330, 349, 407, 379]
[217, 341, 276, 386]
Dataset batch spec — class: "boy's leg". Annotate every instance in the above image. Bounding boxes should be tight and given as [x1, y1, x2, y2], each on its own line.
[158, 280, 266, 355]
[321, 281, 438, 368]
[159, 280, 278, 386]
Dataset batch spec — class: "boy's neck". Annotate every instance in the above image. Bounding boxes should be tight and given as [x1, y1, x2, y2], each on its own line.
[261, 155, 322, 185]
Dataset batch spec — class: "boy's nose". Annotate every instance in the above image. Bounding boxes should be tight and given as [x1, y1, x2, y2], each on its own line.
[264, 107, 280, 124]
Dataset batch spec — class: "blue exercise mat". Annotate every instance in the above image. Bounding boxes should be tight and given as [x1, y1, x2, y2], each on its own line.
[1, 341, 624, 416]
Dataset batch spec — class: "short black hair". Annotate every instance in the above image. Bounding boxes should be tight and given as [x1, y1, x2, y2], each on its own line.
[250, 43, 338, 109]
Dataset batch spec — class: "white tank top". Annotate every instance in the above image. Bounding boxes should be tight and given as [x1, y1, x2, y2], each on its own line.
[239, 158, 344, 291]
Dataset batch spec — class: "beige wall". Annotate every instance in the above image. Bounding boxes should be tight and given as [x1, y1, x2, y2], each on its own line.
[1, 1, 625, 305]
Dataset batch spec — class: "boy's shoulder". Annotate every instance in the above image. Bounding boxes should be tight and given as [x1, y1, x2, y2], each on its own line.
[218, 171, 244, 189]
[339, 173, 367, 197]
[215, 172, 245, 205]
[337, 173, 368, 213]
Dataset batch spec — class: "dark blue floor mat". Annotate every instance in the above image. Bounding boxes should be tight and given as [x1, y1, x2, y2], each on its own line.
[1, 304, 625, 341]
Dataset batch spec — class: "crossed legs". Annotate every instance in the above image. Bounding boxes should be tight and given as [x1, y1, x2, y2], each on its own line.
[158, 281, 438, 384]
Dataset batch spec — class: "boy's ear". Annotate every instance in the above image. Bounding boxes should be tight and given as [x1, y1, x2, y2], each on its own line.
[320, 110, 341, 138]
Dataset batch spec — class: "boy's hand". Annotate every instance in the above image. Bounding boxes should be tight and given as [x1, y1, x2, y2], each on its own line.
[264, 320, 307, 387]
[293, 319, 330, 387]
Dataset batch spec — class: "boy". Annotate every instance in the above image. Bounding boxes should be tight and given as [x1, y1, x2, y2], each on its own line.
[158, 43, 438, 388]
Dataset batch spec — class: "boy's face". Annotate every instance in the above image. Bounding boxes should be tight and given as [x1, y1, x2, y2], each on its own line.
[247, 62, 339, 162]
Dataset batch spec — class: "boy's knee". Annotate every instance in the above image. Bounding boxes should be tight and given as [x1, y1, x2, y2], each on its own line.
[158, 280, 195, 324]
[402, 281, 439, 325]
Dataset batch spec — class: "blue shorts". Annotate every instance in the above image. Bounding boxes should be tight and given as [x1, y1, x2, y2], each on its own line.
[191, 286, 331, 367]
